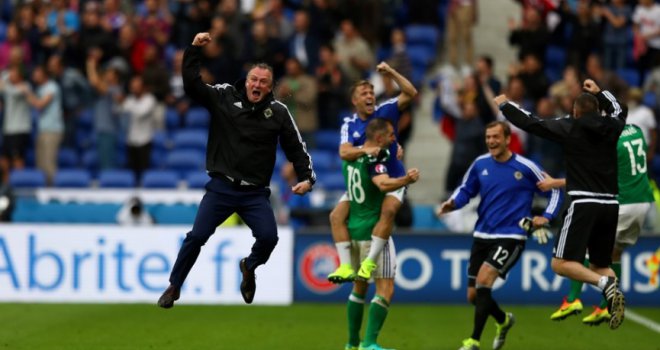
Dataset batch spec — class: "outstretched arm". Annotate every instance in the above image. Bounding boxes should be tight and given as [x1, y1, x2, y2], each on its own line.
[376, 61, 418, 110]
[495, 94, 569, 143]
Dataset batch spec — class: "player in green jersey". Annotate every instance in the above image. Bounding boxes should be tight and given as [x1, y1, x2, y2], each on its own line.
[540, 123, 654, 325]
[342, 118, 420, 350]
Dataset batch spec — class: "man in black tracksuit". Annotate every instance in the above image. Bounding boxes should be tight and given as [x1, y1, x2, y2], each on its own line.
[495, 79, 627, 330]
[158, 32, 315, 308]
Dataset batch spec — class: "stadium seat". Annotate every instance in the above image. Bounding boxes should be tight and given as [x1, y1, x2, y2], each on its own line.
[643, 92, 657, 108]
[98, 169, 136, 188]
[616, 68, 640, 87]
[316, 171, 345, 191]
[9, 168, 46, 188]
[76, 109, 94, 131]
[406, 45, 434, 68]
[315, 130, 340, 152]
[185, 107, 211, 129]
[186, 171, 210, 189]
[172, 129, 207, 152]
[544, 46, 566, 69]
[152, 130, 170, 152]
[141, 170, 180, 188]
[53, 169, 92, 188]
[150, 149, 167, 169]
[165, 107, 180, 130]
[309, 149, 337, 171]
[0, 21, 6, 42]
[405, 25, 439, 50]
[58, 148, 79, 169]
[165, 149, 206, 175]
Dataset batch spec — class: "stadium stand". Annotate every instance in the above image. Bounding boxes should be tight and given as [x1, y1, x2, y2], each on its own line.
[53, 169, 92, 188]
[98, 170, 136, 188]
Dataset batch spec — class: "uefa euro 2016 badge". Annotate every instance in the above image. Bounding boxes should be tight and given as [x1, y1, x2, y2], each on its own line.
[264, 108, 273, 119]
[514, 171, 523, 180]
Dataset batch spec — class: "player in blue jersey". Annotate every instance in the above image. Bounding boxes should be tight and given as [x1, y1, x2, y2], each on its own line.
[327, 62, 417, 283]
[437, 121, 563, 350]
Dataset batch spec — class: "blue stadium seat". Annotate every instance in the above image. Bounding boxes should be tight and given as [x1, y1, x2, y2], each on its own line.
[98, 169, 136, 188]
[186, 171, 210, 189]
[172, 129, 207, 152]
[152, 130, 170, 152]
[316, 171, 345, 191]
[315, 130, 340, 152]
[165, 149, 206, 174]
[643, 92, 657, 108]
[58, 148, 79, 169]
[165, 107, 180, 130]
[405, 25, 439, 50]
[544, 46, 566, 69]
[76, 109, 94, 131]
[309, 149, 337, 171]
[150, 149, 167, 169]
[53, 169, 92, 188]
[141, 170, 180, 188]
[185, 107, 211, 129]
[0, 21, 6, 42]
[9, 169, 46, 188]
[406, 45, 434, 68]
[617, 68, 640, 87]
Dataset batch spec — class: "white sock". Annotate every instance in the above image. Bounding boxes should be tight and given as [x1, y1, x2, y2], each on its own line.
[597, 276, 609, 291]
[335, 242, 352, 265]
[366, 236, 388, 261]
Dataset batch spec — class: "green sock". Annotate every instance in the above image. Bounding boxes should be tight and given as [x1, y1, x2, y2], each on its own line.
[347, 292, 365, 346]
[599, 262, 622, 309]
[567, 259, 589, 302]
[363, 295, 389, 346]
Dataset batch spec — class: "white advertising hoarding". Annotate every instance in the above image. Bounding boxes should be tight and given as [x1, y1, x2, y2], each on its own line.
[0, 225, 293, 304]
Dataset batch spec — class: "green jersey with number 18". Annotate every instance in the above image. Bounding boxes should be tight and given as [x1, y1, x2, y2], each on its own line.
[617, 124, 654, 205]
[342, 150, 390, 241]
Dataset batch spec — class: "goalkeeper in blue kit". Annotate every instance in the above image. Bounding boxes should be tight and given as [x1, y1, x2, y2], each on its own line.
[342, 118, 420, 350]
[437, 121, 562, 350]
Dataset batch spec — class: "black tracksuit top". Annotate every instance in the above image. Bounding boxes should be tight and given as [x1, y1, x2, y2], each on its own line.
[182, 45, 315, 188]
[500, 91, 627, 198]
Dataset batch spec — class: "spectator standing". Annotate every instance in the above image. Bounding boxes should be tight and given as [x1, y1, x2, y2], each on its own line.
[509, 7, 550, 62]
[597, 0, 632, 71]
[120, 75, 157, 182]
[87, 50, 122, 170]
[626, 87, 657, 162]
[334, 19, 374, 83]
[0, 22, 32, 71]
[25, 66, 64, 185]
[275, 58, 319, 147]
[446, 0, 477, 71]
[288, 10, 320, 74]
[47, 54, 91, 148]
[0, 67, 32, 184]
[633, 0, 660, 77]
[316, 44, 349, 130]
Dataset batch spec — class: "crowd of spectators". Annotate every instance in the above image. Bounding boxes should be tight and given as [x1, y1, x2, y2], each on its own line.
[0, 0, 442, 190]
[438, 0, 660, 199]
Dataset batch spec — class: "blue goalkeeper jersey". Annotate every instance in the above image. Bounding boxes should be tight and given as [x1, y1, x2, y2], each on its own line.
[450, 153, 563, 240]
[339, 97, 405, 177]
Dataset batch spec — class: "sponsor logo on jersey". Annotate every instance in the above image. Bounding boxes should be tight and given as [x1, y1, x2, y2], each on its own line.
[298, 243, 341, 294]
[514, 171, 523, 180]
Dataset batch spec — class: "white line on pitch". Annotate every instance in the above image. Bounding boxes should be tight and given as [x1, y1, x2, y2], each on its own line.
[627, 309, 660, 334]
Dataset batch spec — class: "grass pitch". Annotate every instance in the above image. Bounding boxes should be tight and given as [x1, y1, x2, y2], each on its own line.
[0, 303, 658, 350]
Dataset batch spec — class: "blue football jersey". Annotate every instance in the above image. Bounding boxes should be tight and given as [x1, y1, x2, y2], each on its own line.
[451, 153, 563, 240]
[339, 98, 405, 177]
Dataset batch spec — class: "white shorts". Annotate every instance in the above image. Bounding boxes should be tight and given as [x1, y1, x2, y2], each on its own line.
[338, 186, 406, 203]
[350, 238, 397, 280]
[616, 202, 651, 248]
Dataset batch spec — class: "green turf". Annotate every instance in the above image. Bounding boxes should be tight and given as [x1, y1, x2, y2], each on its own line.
[0, 303, 658, 350]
